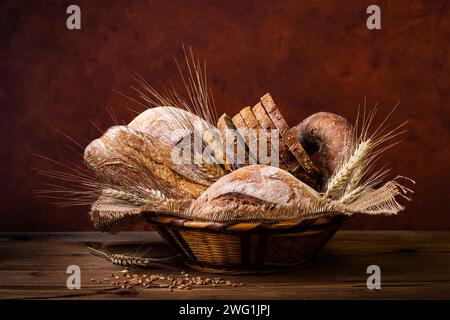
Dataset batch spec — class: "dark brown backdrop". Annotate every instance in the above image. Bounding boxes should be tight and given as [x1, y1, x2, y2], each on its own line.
[0, 0, 449, 231]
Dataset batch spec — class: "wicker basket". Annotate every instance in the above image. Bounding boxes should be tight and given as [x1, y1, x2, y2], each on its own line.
[144, 214, 347, 274]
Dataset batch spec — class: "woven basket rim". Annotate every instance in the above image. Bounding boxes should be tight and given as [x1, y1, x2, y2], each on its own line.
[144, 213, 347, 232]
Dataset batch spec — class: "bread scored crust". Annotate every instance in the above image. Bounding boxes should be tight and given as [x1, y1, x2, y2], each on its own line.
[130, 107, 226, 174]
[260, 93, 320, 180]
[128, 106, 227, 181]
[188, 164, 322, 221]
[84, 126, 207, 198]
[291, 112, 354, 187]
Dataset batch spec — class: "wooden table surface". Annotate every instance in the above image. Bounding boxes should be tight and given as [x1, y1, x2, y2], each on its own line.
[1, 231, 449, 299]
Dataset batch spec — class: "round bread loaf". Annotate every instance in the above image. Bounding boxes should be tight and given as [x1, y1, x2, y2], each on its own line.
[129, 106, 200, 146]
[129, 106, 227, 180]
[292, 112, 354, 189]
[188, 164, 322, 221]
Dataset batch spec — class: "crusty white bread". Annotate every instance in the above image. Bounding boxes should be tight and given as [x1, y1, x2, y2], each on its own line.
[128, 106, 227, 180]
[84, 126, 207, 198]
[188, 164, 322, 221]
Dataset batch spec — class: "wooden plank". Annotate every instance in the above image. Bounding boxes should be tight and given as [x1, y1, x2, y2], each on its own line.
[0, 231, 449, 299]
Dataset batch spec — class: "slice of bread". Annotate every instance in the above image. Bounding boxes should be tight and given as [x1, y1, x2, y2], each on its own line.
[252, 102, 300, 173]
[260, 93, 320, 179]
[238, 106, 263, 165]
[231, 112, 257, 164]
[217, 113, 248, 169]
[239, 106, 260, 130]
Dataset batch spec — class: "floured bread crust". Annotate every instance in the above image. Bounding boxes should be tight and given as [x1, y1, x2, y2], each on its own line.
[188, 164, 321, 221]
[84, 126, 207, 198]
[129, 107, 227, 177]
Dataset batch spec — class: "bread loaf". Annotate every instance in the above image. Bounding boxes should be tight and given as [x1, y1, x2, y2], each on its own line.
[84, 126, 207, 198]
[253, 100, 302, 173]
[239, 106, 260, 130]
[129, 106, 227, 180]
[291, 112, 354, 188]
[188, 164, 322, 221]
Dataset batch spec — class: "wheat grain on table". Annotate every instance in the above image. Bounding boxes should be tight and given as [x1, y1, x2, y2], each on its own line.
[0, 231, 449, 299]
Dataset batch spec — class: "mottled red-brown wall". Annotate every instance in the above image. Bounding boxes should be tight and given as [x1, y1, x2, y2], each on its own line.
[0, 0, 448, 231]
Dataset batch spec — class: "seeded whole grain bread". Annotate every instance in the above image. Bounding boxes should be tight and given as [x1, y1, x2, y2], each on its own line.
[188, 164, 323, 221]
[239, 106, 260, 130]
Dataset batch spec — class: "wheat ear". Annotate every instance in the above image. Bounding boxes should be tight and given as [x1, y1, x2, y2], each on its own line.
[102, 188, 147, 205]
[87, 247, 182, 269]
[102, 187, 192, 214]
[325, 139, 372, 199]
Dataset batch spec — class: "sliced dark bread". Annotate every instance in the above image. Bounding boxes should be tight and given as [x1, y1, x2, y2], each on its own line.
[260, 93, 320, 179]
[251, 102, 296, 172]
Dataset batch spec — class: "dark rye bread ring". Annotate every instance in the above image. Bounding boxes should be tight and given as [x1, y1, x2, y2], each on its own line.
[292, 112, 354, 190]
